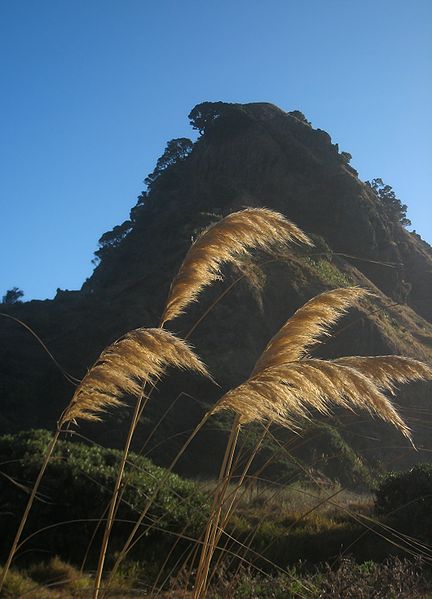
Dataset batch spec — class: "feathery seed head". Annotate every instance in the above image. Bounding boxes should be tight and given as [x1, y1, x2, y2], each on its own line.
[212, 283, 432, 448]
[60, 328, 210, 426]
[253, 287, 369, 374]
[214, 358, 414, 443]
[333, 356, 432, 394]
[160, 208, 313, 326]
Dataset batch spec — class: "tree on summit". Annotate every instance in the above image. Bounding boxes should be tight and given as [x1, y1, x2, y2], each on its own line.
[2, 287, 24, 304]
[189, 102, 227, 134]
[188, 102, 250, 136]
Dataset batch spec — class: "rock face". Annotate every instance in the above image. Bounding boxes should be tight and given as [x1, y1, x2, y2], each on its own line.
[87, 101, 432, 320]
[1, 101, 431, 480]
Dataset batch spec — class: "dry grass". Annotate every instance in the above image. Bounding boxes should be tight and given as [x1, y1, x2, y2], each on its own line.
[89, 331, 211, 599]
[61, 328, 210, 425]
[200, 479, 374, 520]
[214, 286, 432, 442]
[333, 355, 432, 394]
[222, 360, 412, 438]
[92, 208, 314, 594]
[252, 286, 369, 372]
[160, 207, 313, 326]
[5, 554, 430, 599]
[0, 329, 211, 595]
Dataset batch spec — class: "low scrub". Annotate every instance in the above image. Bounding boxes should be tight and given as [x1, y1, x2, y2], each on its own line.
[375, 464, 432, 538]
[0, 430, 209, 564]
[4, 556, 430, 598]
[216, 556, 430, 599]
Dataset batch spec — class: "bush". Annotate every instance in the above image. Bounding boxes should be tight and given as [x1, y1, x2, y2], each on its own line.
[0, 430, 209, 564]
[375, 464, 432, 537]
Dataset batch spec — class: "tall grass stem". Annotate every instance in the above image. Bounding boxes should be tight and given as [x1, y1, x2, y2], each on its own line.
[0, 428, 60, 592]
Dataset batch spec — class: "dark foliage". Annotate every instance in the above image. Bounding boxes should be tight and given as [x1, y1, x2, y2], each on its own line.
[94, 220, 132, 263]
[145, 137, 193, 190]
[366, 178, 411, 227]
[298, 422, 373, 490]
[188, 101, 252, 136]
[375, 464, 432, 538]
[316, 556, 429, 599]
[2, 287, 24, 304]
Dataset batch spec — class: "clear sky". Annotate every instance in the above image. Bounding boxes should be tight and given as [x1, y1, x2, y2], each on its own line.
[1, 0, 431, 301]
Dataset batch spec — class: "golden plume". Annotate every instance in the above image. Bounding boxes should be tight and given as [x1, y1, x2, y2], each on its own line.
[160, 208, 313, 326]
[60, 328, 210, 425]
[214, 359, 413, 442]
[253, 286, 368, 374]
[213, 287, 432, 447]
[333, 356, 432, 394]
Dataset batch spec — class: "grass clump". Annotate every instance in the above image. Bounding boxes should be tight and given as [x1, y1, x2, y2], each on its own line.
[28, 556, 91, 592]
[4, 556, 430, 598]
[0, 566, 57, 599]
[193, 283, 431, 596]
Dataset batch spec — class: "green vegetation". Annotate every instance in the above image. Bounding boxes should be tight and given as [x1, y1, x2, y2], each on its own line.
[304, 257, 352, 287]
[299, 423, 373, 489]
[375, 464, 432, 539]
[2, 478, 432, 597]
[301, 234, 353, 287]
[0, 556, 144, 598]
[219, 557, 430, 599]
[2, 555, 430, 598]
[1, 427, 432, 595]
[0, 430, 209, 563]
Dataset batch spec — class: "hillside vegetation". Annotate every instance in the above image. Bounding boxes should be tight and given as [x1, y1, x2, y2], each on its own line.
[1, 101, 432, 478]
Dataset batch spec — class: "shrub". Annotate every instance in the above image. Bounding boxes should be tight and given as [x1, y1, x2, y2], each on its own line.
[375, 464, 432, 537]
[0, 430, 209, 564]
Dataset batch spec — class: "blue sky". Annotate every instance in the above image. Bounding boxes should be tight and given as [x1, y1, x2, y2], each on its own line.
[1, 0, 431, 300]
